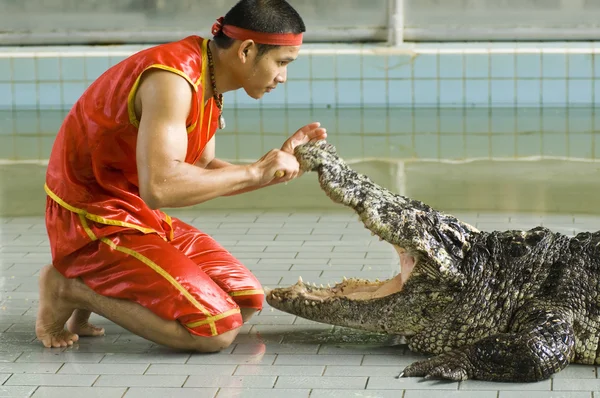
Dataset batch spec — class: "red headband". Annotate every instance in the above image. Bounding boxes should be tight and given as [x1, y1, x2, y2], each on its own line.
[211, 16, 303, 46]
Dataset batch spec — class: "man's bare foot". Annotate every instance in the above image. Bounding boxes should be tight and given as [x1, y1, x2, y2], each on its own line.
[35, 265, 80, 348]
[67, 309, 105, 337]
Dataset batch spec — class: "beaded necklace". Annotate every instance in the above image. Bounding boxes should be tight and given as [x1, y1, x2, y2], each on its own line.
[206, 41, 225, 129]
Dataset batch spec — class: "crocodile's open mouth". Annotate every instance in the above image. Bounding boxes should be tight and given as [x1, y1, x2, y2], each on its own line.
[266, 246, 416, 304]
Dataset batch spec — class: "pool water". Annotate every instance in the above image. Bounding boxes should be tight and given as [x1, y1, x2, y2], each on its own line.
[1, 106, 599, 217]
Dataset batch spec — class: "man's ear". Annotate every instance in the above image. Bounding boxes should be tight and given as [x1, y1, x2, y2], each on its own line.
[237, 40, 255, 64]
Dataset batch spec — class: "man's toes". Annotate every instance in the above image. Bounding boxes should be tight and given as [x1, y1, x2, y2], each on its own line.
[49, 331, 79, 348]
[40, 337, 53, 348]
[69, 323, 105, 337]
[51, 339, 65, 348]
[46, 337, 62, 348]
[88, 325, 105, 336]
[69, 332, 79, 344]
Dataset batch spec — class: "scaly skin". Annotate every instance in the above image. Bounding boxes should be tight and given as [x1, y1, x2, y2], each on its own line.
[265, 140, 600, 382]
[294, 140, 480, 276]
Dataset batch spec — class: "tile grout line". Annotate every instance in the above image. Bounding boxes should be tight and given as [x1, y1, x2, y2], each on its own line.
[54, 362, 65, 375]
[1, 373, 13, 386]
[181, 374, 190, 388]
[90, 374, 101, 387]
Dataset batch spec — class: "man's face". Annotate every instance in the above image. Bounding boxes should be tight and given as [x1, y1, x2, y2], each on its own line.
[241, 45, 300, 99]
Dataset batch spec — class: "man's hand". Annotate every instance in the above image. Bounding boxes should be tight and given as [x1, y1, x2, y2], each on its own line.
[217, 123, 327, 197]
[250, 149, 301, 186]
[278, 122, 327, 179]
[280, 122, 327, 155]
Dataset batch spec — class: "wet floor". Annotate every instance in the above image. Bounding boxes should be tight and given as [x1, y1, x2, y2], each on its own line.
[0, 209, 598, 397]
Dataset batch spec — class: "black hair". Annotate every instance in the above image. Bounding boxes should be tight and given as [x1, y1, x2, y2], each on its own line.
[212, 0, 306, 57]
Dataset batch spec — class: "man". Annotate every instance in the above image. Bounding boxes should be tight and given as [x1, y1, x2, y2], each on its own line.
[36, 0, 327, 352]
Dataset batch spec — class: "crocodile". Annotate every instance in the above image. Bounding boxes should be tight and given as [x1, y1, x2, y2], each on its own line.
[264, 140, 599, 383]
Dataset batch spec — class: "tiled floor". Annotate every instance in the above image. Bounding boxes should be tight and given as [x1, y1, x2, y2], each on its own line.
[1, 208, 599, 398]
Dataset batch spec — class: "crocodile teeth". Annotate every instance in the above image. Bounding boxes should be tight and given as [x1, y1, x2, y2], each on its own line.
[298, 276, 303, 284]
[304, 300, 310, 305]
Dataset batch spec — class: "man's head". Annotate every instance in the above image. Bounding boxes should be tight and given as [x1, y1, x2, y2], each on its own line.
[212, 0, 306, 99]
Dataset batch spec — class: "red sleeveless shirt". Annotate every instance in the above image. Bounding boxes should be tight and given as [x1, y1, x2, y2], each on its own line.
[45, 36, 219, 257]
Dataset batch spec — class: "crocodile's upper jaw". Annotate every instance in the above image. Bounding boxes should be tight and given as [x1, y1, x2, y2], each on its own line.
[294, 140, 477, 277]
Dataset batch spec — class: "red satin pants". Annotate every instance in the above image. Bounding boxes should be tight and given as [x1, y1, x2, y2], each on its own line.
[46, 200, 264, 337]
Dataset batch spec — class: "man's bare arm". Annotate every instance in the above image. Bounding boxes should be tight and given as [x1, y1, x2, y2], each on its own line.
[194, 135, 293, 196]
[194, 136, 235, 170]
[207, 158, 236, 169]
[135, 70, 296, 209]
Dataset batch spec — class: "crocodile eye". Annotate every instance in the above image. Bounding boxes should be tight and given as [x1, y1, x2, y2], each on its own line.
[524, 230, 545, 246]
[508, 240, 530, 257]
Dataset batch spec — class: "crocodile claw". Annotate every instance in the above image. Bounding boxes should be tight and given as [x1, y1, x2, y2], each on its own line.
[402, 353, 471, 381]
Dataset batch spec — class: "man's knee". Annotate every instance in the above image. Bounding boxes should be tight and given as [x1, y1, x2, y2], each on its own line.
[187, 328, 239, 353]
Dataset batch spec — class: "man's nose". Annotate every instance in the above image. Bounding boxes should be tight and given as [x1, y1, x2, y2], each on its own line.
[277, 69, 287, 83]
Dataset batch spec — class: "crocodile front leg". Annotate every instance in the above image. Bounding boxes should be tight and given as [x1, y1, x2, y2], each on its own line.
[402, 305, 575, 382]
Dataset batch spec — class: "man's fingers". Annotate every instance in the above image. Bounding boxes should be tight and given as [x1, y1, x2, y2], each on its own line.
[292, 127, 327, 146]
[302, 126, 325, 138]
[308, 129, 327, 142]
[297, 122, 321, 133]
[294, 123, 323, 142]
[281, 123, 327, 154]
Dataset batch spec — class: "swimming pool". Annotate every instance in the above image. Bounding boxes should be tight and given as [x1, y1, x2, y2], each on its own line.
[1, 106, 599, 217]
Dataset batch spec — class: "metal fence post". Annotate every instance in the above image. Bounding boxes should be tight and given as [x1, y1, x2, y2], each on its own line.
[388, 0, 404, 45]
